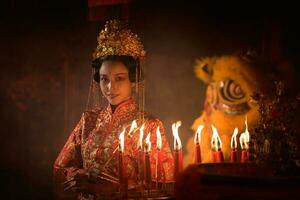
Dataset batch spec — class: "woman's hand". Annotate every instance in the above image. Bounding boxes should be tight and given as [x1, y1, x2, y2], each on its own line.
[63, 168, 119, 196]
[63, 169, 90, 193]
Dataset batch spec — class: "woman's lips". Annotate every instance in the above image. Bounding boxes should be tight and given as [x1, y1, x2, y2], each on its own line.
[106, 94, 119, 99]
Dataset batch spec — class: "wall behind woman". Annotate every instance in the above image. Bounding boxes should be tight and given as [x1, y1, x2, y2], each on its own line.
[1, 0, 299, 198]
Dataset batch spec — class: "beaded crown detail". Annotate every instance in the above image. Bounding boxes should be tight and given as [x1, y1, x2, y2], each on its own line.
[93, 20, 146, 60]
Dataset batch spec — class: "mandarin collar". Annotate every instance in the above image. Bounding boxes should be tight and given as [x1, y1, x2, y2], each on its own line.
[106, 98, 137, 115]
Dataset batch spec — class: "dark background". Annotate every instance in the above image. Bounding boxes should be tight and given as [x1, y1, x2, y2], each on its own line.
[1, 0, 299, 199]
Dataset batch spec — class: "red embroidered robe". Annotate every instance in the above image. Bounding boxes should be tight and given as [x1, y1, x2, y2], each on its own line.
[54, 99, 174, 198]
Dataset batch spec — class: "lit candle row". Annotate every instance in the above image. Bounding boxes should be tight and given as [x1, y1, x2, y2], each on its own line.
[119, 120, 185, 186]
[118, 120, 163, 191]
[117, 117, 251, 191]
[193, 117, 250, 163]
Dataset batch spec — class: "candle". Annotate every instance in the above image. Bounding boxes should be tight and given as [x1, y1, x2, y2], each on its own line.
[172, 121, 183, 180]
[211, 125, 224, 162]
[144, 133, 152, 190]
[215, 149, 224, 162]
[230, 128, 238, 162]
[118, 128, 127, 193]
[194, 125, 204, 164]
[239, 117, 250, 163]
[230, 150, 237, 162]
[137, 123, 145, 184]
[128, 120, 138, 137]
[241, 149, 249, 162]
[156, 127, 162, 189]
[211, 151, 217, 163]
[210, 126, 216, 162]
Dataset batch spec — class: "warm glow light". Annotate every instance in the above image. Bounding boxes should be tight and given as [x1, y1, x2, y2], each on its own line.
[239, 116, 250, 150]
[138, 123, 145, 149]
[128, 120, 138, 137]
[156, 127, 162, 150]
[119, 128, 125, 152]
[239, 133, 248, 149]
[211, 125, 222, 151]
[194, 125, 204, 144]
[230, 128, 239, 149]
[145, 133, 151, 152]
[172, 121, 182, 150]
[245, 116, 250, 145]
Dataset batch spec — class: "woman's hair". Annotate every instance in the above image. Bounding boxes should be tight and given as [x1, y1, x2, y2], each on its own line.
[92, 55, 143, 83]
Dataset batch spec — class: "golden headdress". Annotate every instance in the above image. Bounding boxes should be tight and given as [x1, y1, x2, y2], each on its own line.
[88, 20, 146, 119]
[93, 20, 146, 60]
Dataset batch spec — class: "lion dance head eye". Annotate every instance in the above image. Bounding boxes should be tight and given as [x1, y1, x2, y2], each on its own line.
[216, 80, 250, 115]
[220, 80, 245, 102]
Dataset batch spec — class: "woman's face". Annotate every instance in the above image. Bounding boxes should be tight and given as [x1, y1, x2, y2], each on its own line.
[99, 61, 133, 105]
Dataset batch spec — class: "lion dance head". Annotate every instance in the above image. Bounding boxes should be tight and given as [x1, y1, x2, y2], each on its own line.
[184, 51, 272, 164]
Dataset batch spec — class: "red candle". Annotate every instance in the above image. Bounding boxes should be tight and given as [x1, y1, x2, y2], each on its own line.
[144, 152, 151, 189]
[239, 118, 250, 163]
[156, 127, 163, 188]
[241, 150, 249, 163]
[230, 128, 238, 162]
[211, 150, 217, 162]
[194, 143, 201, 163]
[118, 129, 127, 193]
[194, 125, 203, 164]
[230, 149, 237, 162]
[144, 133, 152, 190]
[156, 150, 162, 184]
[174, 149, 183, 179]
[172, 121, 183, 180]
[211, 125, 223, 163]
[118, 150, 124, 184]
[216, 149, 224, 162]
[137, 123, 145, 184]
[138, 149, 144, 183]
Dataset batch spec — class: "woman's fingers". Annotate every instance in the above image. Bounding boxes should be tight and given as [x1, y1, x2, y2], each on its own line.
[62, 177, 75, 186]
[64, 174, 90, 191]
[63, 171, 86, 186]
[63, 180, 76, 191]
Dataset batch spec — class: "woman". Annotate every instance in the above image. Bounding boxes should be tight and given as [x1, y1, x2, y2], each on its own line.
[53, 20, 174, 199]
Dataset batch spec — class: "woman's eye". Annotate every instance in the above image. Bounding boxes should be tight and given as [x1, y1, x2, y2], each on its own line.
[115, 76, 126, 81]
[100, 77, 108, 82]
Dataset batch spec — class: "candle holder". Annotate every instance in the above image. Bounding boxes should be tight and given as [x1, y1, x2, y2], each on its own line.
[176, 162, 300, 199]
[195, 162, 269, 176]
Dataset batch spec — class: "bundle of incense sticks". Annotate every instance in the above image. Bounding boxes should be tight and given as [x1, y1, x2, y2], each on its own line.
[99, 172, 119, 184]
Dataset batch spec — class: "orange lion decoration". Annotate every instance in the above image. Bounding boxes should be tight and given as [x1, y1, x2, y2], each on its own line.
[184, 52, 271, 164]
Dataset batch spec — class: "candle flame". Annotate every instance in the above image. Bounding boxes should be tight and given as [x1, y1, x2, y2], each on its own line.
[172, 121, 182, 150]
[119, 128, 125, 152]
[145, 133, 151, 152]
[128, 120, 138, 137]
[156, 127, 162, 150]
[230, 128, 239, 149]
[194, 124, 204, 144]
[211, 125, 222, 151]
[239, 116, 250, 150]
[138, 123, 145, 149]
[245, 116, 250, 143]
